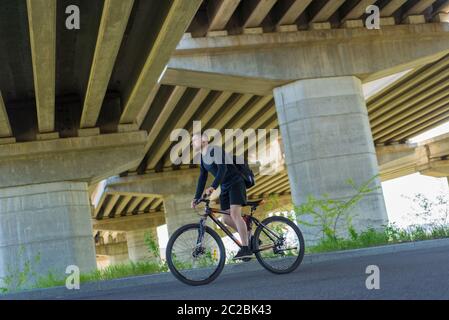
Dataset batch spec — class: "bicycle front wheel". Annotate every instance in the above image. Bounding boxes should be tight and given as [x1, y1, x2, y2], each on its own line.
[254, 216, 305, 274]
[166, 224, 226, 286]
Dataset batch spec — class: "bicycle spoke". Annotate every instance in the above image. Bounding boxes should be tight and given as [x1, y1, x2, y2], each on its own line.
[255, 218, 304, 273]
[170, 228, 223, 282]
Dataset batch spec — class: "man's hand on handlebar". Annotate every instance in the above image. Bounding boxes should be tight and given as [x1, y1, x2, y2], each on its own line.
[204, 187, 215, 197]
[191, 199, 199, 209]
[191, 188, 214, 209]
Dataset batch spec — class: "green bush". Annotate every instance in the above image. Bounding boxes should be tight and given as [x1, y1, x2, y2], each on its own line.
[294, 176, 381, 241]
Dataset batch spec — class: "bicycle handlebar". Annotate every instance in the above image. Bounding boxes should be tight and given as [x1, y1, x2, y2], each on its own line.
[195, 197, 211, 206]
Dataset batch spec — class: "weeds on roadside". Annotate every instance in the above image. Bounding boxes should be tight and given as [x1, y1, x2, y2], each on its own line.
[307, 223, 449, 254]
[0, 247, 41, 293]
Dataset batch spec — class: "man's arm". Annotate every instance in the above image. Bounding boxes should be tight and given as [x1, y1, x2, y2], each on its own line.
[194, 163, 208, 200]
[210, 147, 228, 190]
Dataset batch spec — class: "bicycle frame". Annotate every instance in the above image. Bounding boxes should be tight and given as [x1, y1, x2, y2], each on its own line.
[196, 199, 283, 254]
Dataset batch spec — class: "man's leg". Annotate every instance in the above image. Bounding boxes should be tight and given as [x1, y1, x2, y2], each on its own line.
[230, 205, 249, 246]
[222, 212, 238, 231]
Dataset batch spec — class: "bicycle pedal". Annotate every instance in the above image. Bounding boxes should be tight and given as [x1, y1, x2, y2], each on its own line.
[242, 257, 252, 262]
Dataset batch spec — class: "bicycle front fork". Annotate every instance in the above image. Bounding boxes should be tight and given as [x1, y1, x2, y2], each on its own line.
[194, 216, 208, 253]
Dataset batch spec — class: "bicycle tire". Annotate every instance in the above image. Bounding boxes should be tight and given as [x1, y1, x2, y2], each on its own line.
[254, 216, 305, 274]
[166, 223, 226, 286]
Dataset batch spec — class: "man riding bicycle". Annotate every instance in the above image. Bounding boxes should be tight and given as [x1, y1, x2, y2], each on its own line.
[191, 133, 253, 260]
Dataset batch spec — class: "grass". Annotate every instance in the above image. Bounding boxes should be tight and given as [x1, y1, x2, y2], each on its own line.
[32, 260, 168, 291]
[307, 224, 449, 254]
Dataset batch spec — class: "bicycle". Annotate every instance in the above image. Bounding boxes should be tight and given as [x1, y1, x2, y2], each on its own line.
[165, 197, 305, 286]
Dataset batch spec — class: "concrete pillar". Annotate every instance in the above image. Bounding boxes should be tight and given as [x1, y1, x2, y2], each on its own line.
[108, 253, 130, 266]
[164, 194, 201, 236]
[273, 76, 388, 243]
[0, 182, 97, 286]
[126, 227, 159, 263]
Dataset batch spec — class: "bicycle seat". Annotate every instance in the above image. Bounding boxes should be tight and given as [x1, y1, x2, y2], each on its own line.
[245, 199, 264, 208]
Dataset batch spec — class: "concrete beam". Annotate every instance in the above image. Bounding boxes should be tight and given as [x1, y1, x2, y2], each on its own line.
[138, 197, 154, 212]
[105, 169, 201, 196]
[404, 0, 437, 16]
[146, 88, 210, 169]
[419, 159, 449, 177]
[158, 90, 235, 169]
[311, 0, 345, 23]
[135, 84, 160, 128]
[374, 92, 449, 142]
[378, 149, 419, 181]
[143, 86, 187, 155]
[96, 242, 128, 256]
[202, 91, 234, 128]
[162, 68, 288, 96]
[208, 0, 241, 31]
[275, 0, 313, 26]
[0, 92, 12, 138]
[93, 212, 165, 232]
[342, 0, 377, 21]
[126, 196, 145, 213]
[80, 0, 134, 129]
[222, 95, 274, 154]
[242, 0, 277, 28]
[103, 194, 120, 217]
[0, 131, 148, 188]
[376, 143, 418, 166]
[422, 132, 449, 158]
[381, 0, 407, 17]
[169, 22, 449, 83]
[370, 66, 449, 128]
[26, 0, 56, 133]
[206, 94, 253, 130]
[368, 55, 449, 112]
[119, 0, 202, 125]
[149, 198, 164, 211]
[375, 133, 449, 180]
[115, 195, 133, 215]
[433, 0, 449, 14]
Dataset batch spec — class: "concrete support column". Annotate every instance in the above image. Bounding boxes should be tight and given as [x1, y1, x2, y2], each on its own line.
[108, 254, 130, 266]
[273, 76, 388, 243]
[126, 227, 158, 263]
[0, 182, 97, 285]
[164, 194, 201, 236]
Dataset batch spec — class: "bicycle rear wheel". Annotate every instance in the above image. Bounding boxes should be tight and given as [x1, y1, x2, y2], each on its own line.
[166, 224, 226, 286]
[254, 216, 305, 274]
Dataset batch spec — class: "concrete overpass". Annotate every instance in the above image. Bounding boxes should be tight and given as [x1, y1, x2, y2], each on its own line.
[0, 0, 203, 281]
[2, 0, 449, 280]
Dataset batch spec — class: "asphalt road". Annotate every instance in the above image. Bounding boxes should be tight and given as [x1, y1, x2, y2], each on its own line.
[62, 245, 449, 300]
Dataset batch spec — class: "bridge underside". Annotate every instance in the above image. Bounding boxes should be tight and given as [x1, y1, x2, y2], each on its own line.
[3, 0, 449, 275]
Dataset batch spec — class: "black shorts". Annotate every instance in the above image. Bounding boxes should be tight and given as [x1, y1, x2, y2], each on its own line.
[220, 181, 247, 211]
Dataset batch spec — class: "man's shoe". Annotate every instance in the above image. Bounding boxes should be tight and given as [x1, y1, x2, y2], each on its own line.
[233, 247, 253, 261]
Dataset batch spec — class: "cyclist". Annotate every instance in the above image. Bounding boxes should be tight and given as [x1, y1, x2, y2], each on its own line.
[191, 133, 253, 260]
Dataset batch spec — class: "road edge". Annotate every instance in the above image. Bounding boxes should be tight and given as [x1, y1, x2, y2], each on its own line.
[2, 237, 449, 300]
